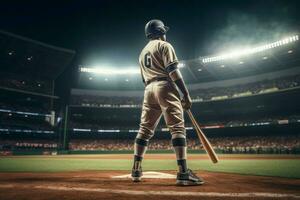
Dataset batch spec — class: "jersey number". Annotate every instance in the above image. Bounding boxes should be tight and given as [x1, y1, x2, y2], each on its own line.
[144, 53, 152, 68]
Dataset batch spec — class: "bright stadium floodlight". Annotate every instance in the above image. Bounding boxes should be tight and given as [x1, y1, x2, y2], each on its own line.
[178, 62, 185, 68]
[202, 34, 299, 63]
[81, 62, 186, 75]
[97, 129, 120, 133]
[73, 128, 91, 132]
[80, 67, 140, 75]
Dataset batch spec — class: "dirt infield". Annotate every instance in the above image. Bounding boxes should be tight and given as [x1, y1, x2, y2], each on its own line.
[0, 170, 300, 200]
[1, 154, 299, 199]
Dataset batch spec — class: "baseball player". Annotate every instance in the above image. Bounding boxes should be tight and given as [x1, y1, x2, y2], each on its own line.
[131, 19, 204, 186]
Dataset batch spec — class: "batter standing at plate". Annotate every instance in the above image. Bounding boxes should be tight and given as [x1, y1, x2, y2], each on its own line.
[131, 19, 204, 186]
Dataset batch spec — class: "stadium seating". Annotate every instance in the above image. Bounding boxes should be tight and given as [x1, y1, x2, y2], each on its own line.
[68, 136, 300, 154]
[71, 74, 300, 107]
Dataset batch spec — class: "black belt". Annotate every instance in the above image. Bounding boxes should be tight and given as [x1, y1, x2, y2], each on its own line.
[146, 77, 170, 86]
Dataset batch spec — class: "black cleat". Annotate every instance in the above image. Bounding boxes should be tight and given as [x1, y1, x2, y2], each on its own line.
[176, 169, 204, 186]
[131, 168, 143, 182]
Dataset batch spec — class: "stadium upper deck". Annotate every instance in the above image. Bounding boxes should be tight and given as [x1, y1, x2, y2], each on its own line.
[78, 34, 300, 90]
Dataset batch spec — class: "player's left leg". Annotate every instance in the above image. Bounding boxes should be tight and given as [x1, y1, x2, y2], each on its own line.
[132, 103, 161, 182]
[157, 81, 204, 185]
[132, 84, 162, 182]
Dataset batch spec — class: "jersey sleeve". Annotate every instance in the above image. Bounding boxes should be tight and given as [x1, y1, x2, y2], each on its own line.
[161, 42, 179, 71]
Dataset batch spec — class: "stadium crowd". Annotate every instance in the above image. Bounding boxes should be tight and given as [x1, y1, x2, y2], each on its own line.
[0, 102, 50, 114]
[0, 115, 53, 131]
[69, 115, 300, 131]
[71, 95, 142, 107]
[0, 140, 57, 150]
[0, 77, 52, 94]
[69, 135, 300, 154]
[71, 74, 300, 106]
[1, 136, 299, 154]
[14, 141, 57, 149]
[192, 74, 300, 101]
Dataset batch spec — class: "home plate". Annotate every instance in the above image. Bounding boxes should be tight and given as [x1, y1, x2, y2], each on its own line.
[111, 171, 176, 179]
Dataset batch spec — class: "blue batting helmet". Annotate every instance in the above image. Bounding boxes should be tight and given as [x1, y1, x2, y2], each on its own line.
[145, 19, 169, 39]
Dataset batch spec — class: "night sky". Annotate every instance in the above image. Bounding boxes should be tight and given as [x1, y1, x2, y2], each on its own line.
[1, 0, 300, 67]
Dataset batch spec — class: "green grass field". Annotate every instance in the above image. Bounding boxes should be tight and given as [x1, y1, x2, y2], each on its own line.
[0, 154, 299, 179]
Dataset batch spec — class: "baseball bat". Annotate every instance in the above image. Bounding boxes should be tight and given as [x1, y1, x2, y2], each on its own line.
[187, 110, 219, 163]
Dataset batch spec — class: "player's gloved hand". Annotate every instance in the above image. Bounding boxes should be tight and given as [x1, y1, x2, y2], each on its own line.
[181, 94, 192, 110]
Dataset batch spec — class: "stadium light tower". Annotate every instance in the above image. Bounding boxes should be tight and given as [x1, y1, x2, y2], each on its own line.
[202, 34, 299, 63]
[80, 61, 185, 75]
[80, 66, 140, 75]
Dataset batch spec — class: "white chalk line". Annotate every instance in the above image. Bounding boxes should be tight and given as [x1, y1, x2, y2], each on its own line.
[0, 184, 299, 198]
[111, 171, 176, 179]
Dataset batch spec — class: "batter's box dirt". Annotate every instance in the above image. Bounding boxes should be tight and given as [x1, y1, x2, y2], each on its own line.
[0, 171, 299, 200]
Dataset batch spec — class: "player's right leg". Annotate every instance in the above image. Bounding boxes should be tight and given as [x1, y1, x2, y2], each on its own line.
[132, 84, 162, 182]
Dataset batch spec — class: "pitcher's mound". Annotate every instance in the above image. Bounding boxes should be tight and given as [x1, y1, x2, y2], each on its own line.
[111, 171, 176, 179]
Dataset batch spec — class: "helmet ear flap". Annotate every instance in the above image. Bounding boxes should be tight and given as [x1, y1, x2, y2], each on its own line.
[164, 26, 169, 32]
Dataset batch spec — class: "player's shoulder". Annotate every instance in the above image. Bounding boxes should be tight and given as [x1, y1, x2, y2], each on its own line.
[156, 40, 172, 46]
[158, 40, 175, 51]
[139, 44, 148, 62]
